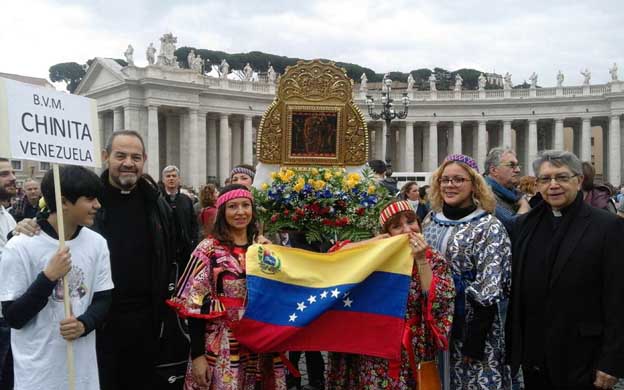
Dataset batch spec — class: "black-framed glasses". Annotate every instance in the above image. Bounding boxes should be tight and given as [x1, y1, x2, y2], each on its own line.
[438, 176, 471, 186]
[536, 174, 578, 185]
[500, 162, 521, 169]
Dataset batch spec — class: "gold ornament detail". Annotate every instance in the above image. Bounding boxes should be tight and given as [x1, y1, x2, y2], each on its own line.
[257, 60, 368, 166]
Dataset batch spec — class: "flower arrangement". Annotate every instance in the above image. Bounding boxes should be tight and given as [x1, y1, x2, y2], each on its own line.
[253, 167, 391, 244]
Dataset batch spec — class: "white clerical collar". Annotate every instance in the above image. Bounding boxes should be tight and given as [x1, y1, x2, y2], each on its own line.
[552, 209, 563, 217]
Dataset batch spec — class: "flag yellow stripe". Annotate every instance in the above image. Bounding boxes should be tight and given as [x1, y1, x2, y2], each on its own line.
[246, 234, 413, 288]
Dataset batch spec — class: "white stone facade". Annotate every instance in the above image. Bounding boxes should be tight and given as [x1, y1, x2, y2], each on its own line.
[76, 58, 624, 187]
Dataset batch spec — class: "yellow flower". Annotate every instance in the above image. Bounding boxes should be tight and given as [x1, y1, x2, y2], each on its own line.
[324, 171, 333, 180]
[367, 185, 376, 194]
[344, 178, 358, 189]
[334, 169, 343, 177]
[347, 173, 361, 183]
[312, 180, 326, 191]
[293, 177, 305, 192]
[278, 169, 295, 183]
[270, 172, 278, 180]
[311, 168, 319, 175]
[261, 183, 269, 190]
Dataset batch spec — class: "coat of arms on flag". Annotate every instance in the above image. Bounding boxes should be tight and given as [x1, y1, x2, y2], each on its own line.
[234, 234, 414, 361]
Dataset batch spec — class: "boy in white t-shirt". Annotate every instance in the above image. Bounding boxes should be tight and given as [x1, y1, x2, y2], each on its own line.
[0, 165, 114, 390]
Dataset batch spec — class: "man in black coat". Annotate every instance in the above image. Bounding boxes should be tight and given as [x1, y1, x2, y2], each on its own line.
[92, 130, 184, 390]
[160, 165, 197, 269]
[506, 150, 624, 390]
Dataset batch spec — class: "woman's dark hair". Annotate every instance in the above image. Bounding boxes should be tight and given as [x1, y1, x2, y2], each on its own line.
[199, 183, 218, 208]
[418, 185, 430, 200]
[41, 165, 103, 213]
[380, 209, 421, 234]
[212, 184, 258, 247]
[399, 181, 418, 200]
[581, 161, 595, 191]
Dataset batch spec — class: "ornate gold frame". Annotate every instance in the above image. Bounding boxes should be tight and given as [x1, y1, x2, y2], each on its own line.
[257, 60, 368, 167]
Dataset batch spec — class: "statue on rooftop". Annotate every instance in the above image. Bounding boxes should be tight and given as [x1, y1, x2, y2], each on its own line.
[478, 73, 487, 90]
[156, 33, 179, 67]
[146, 43, 156, 65]
[219, 59, 230, 79]
[503, 72, 512, 89]
[529, 72, 538, 88]
[429, 74, 437, 91]
[610, 63, 619, 82]
[556, 70, 564, 87]
[243, 62, 253, 81]
[360, 73, 368, 91]
[454, 74, 463, 92]
[267, 65, 276, 83]
[580, 68, 591, 85]
[406, 73, 415, 91]
[124, 44, 134, 66]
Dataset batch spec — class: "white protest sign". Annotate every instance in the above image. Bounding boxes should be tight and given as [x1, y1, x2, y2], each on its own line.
[0, 77, 100, 167]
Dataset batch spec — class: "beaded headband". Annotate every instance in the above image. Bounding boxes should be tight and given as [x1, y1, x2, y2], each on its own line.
[216, 189, 253, 209]
[379, 201, 414, 226]
[444, 154, 479, 173]
[230, 167, 255, 180]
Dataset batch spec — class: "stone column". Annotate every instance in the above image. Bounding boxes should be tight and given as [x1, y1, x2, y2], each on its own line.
[502, 121, 512, 149]
[581, 117, 592, 162]
[147, 106, 159, 178]
[231, 118, 242, 166]
[179, 112, 190, 178]
[97, 113, 105, 152]
[243, 115, 253, 165]
[188, 109, 206, 188]
[452, 121, 462, 154]
[124, 106, 140, 131]
[219, 114, 231, 184]
[380, 121, 388, 163]
[609, 115, 621, 185]
[554, 119, 564, 150]
[428, 121, 438, 170]
[113, 107, 124, 131]
[207, 117, 218, 180]
[165, 115, 180, 167]
[476, 120, 488, 170]
[404, 121, 414, 171]
[527, 119, 538, 174]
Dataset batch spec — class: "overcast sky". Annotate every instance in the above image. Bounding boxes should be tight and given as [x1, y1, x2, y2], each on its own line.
[2, 0, 622, 89]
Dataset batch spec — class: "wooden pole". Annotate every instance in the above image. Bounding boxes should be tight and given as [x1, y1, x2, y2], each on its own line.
[52, 164, 75, 390]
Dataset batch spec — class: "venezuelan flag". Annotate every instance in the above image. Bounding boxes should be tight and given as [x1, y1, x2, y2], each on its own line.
[234, 234, 413, 361]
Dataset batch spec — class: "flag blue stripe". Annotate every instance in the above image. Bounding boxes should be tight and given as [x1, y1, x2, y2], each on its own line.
[243, 271, 410, 327]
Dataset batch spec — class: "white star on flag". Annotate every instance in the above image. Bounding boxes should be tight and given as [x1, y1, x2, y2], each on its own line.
[331, 288, 340, 298]
[320, 291, 328, 299]
[297, 302, 307, 312]
[343, 292, 350, 298]
[289, 313, 298, 322]
[343, 297, 353, 308]
[307, 295, 317, 304]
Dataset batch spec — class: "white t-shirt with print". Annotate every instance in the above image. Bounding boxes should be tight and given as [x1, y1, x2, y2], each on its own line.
[0, 226, 113, 390]
[0, 205, 17, 319]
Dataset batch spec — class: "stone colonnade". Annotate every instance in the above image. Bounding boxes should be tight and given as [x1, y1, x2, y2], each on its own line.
[98, 106, 260, 189]
[367, 116, 623, 185]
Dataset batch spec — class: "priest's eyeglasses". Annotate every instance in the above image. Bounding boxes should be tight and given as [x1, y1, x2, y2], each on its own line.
[536, 174, 577, 185]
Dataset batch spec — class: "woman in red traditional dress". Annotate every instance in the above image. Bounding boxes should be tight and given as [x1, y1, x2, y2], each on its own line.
[168, 184, 287, 390]
[326, 200, 455, 389]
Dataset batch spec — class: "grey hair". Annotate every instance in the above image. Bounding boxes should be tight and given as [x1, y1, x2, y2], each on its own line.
[532, 150, 582, 176]
[105, 130, 146, 155]
[484, 147, 515, 175]
[162, 165, 180, 177]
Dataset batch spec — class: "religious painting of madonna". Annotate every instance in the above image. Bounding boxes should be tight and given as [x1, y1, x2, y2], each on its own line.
[290, 111, 338, 158]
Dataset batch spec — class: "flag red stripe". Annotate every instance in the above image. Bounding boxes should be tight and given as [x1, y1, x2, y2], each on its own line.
[234, 310, 404, 361]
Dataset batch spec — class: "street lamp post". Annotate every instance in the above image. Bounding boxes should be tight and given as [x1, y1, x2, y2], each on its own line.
[365, 77, 409, 168]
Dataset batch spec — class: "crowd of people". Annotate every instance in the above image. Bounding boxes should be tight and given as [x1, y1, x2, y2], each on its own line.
[0, 129, 622, 390]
